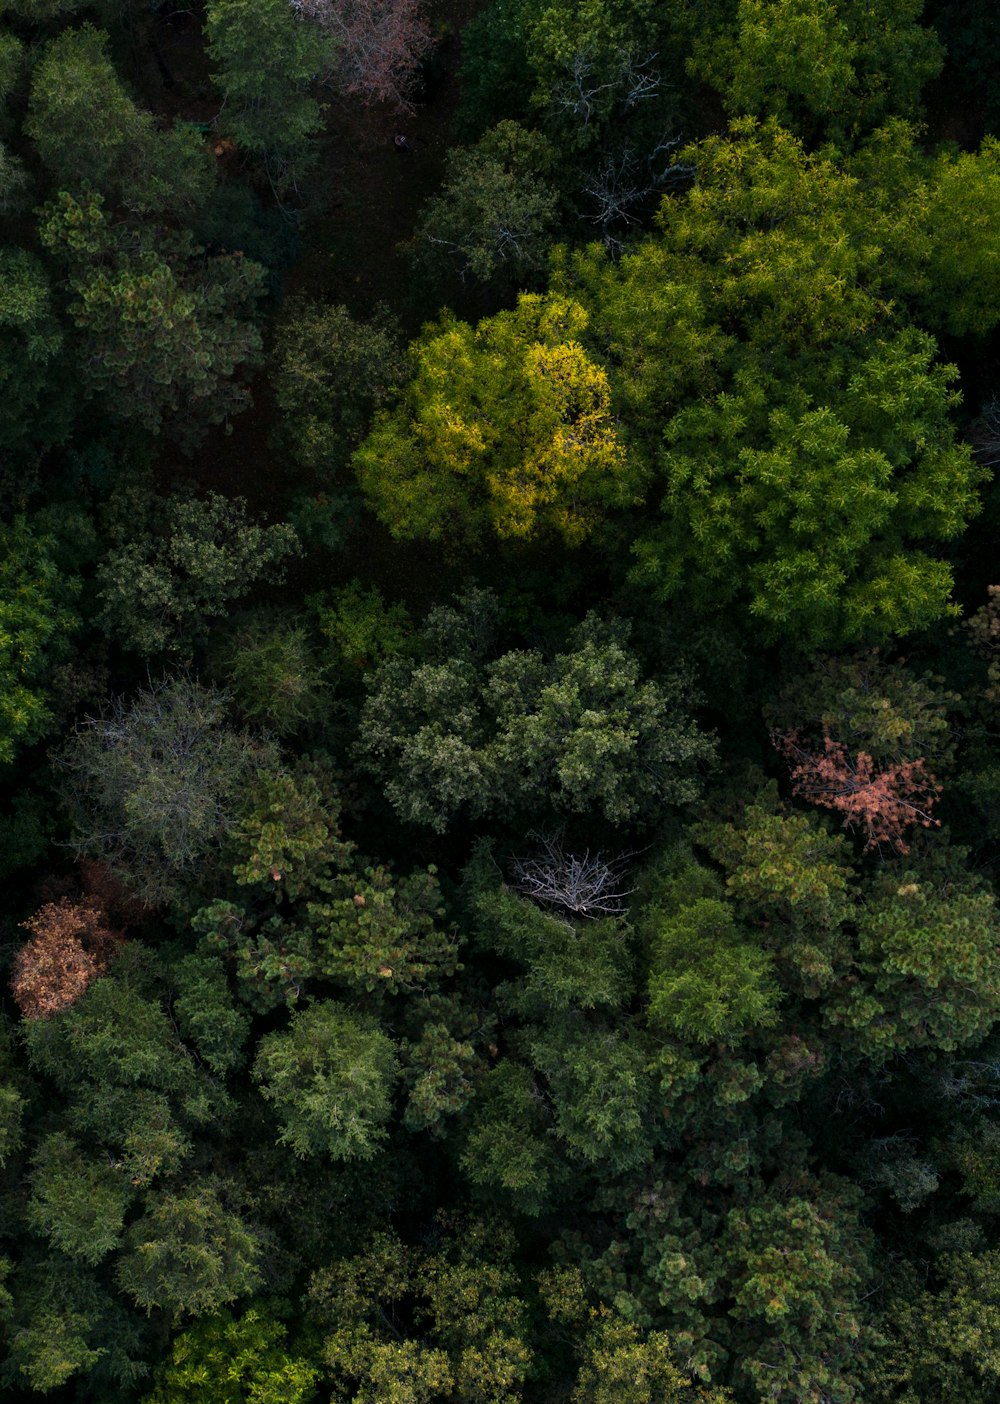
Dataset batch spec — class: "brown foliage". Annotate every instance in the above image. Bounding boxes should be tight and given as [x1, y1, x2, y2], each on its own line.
[773, 727, 942, 855]
[11, 898, 123, 1020]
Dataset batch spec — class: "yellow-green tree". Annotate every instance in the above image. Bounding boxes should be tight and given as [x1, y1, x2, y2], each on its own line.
[354, 292, 639, 548]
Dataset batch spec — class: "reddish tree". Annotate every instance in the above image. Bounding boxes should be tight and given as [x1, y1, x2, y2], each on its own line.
[773, 728, 942, 855]
[11, 898, 123, 1020]
[294, 0, 433, 110]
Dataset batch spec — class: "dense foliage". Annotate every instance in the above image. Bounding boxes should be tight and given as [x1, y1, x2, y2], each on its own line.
[3, 0, 1000, 1400]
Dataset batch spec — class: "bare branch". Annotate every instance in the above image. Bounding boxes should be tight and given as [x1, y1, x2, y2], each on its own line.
[510, 833, 634, 917]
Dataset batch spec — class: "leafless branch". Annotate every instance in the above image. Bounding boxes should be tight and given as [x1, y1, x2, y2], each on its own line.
[510, 833, 634, 917]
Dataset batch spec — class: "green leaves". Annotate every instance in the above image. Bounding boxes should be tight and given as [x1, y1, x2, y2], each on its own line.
[355, 293, 638, 548]
[26, 1134, 132, 1266]
[0, 515, 78, 763]
[96, 493, 300, 661]
[117, 1185, 263, 1319]
[645, 897, 780, 1044]
[253, 1002, 398, 1160]
[359, 594, 715, 831]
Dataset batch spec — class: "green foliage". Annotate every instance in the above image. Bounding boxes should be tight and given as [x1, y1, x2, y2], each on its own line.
[253, 1002, 398, 1160]
[460, 1062, 557, 1215]
[308, 1222, 532, 1403]
[38, 189, 266, 440]
[572, 1310, 734, 1404]
[0, 515, 78, 763]
[220, 610, 328, 736]
[312, 581, 411, 673]
[630, 326, 979, 647]
[206, 0, 326, 173]
[360, 593, 715, 831]
[529, 1018, 655, 1172]
[274, 300, 406, 478]
[96, 491, 299, 660]
[0, 249, 72, 462]
[230, 759, 349, 900]
[355, 293, 639, 547]
[644, 896, 781, 1044]
[117, 1184, 263, 1319]
[690, 0, 942, 145]
[411, 121, 560, 286]
[833, 873, 1000, 1054]
[143, 1305, 318, 1404]
[723, 1173, 871, 1401]
[169, 951, 251, 1078]
[766, 651, 959, 768]
[26, 25, 214, 216]
[58, 677, 279, 906]
[26, 1133, 132, 1265]
[472, 878, 634, 1017]
[872, 1246, 1000, 1402]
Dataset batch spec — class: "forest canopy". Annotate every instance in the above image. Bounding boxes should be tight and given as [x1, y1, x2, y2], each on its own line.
[3, 0, 1000, 1401]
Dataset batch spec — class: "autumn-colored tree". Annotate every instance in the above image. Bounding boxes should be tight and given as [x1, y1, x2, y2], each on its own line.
[774, 728, 942, 854]
[11, 898, 122, 1020]
[295, 0, 432, 110]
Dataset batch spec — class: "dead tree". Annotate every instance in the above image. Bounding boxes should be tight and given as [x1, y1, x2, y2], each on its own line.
[510, 833, 634, 918]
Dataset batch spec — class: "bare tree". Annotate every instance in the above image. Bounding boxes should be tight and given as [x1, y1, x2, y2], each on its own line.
[293, 0, 433, 112]
[551, 48, 660, 131]
[510, 833, 634, 918]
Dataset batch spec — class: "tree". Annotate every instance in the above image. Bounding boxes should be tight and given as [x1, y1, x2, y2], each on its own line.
[142, 1306, 319, 1404]
[629, 330, 981, 647]
[206, 0, 326, 178]
[410, 121, 560, 286]
[273, 300, 406, 478]
[773, 728, 943, 854]
[220, 610, 328, 736]
[12, 897, 121, 1020]
[26, 1132, 133, 1265]
[643, 896, 781, 1045]
[26, 25, 213, 217]
[359, 597, 715, 831]
[0, 249, 73, 464]
[294, 0, 432, 110]
[96, 492, 300, 659]
[117, 1184, 263, 1319]
[252, 1001, 398, 1160]
[689, 0, 942, 146]
[0, 516, 78, 764]
[38, 190, 266, 441]
[571, 1310, 734, 1404]
[354, 293, 638, 548]
[58, 677, 279, 906]
[872, 1246, 1000, 1403]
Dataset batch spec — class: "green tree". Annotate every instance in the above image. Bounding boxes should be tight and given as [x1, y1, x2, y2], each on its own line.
[690, 0, 942, 145]
[273, 300, 406, 478]
[0, 250, 73, 464]
[354, 293, 639, 547]
[206, 0, 326, 180]
[872, 1245, 1000, 1403]
[0, 516, 78, 763]
[142, 1306, 318, 1404]
[26, 25, 213, 216]
[411, 121, 560, 287]
[38, 189, 266, 441]
[26, 1133, 133, 1266]
[117, 1184, 263, 1319]
[253, 1002, 398, 1160]
[359, 594, 715, 831]
[96, 492, 299, 659]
